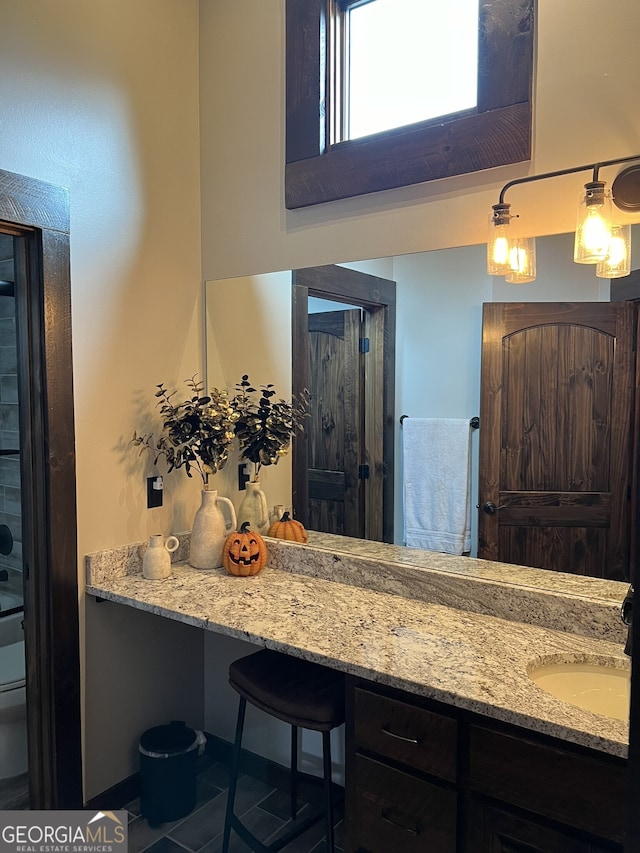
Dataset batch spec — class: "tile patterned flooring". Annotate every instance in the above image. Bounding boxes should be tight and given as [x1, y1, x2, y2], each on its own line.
[0, 771, 29, 810]
[123, 754, 345, 853]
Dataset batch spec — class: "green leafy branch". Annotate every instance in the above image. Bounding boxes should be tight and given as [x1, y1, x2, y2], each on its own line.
[232, 375, 309, 481]
[131, 376, 237, 486]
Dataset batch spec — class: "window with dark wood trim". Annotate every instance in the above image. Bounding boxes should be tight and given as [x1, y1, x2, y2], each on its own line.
[285, 0, 534, 209]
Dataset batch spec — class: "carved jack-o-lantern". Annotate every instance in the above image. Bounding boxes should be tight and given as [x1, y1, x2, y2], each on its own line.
[223, 522, 268, 576]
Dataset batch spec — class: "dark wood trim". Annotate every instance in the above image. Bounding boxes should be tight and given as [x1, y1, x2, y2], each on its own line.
[291, 281, 311, 530]
[0, 168, 69, 232]
[611, 269, 640, 302]
[84, 772, 140, 813]
[292, 263, 396, 307]
[628, 315, 640, 851]
[286, 103, 532, 209]
[627, 279, 640, 852]
[0, 168, 81, 808]
[291, 264, 395, 543]
[285, 0, 534, 208]
[285, 0, 326, 164]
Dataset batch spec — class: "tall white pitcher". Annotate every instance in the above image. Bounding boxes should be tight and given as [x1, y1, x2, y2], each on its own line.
[237, 481, 270, 535]
[189, 489, 237, 569]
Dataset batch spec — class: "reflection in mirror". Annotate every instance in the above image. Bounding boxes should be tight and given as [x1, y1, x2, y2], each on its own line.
[205, 229, 638, 597]
[292, 263, 396, 544]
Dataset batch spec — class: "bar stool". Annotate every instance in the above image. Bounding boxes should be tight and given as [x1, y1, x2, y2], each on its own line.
[222, 648, 345, 853]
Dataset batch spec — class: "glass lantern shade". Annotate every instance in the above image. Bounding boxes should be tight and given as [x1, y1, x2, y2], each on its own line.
[506, 237, 536, 283]
[596, 224, 631, 278]
[574, 181, 613, 263]
[487, 204, 512, 275]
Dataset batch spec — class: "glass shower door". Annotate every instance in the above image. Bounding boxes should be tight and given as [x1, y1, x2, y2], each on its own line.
[0, 233, 22, 616]
[0, 230, 27, 808]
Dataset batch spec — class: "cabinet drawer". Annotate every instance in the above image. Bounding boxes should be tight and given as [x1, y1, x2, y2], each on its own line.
[469, 726, 626, 844]
[466, 800, 619, 853]
[353, 686, 457, 781]
[353, 753, 456, 853]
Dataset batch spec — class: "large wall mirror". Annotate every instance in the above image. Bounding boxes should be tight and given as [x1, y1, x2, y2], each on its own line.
[205, 228, 639, 598]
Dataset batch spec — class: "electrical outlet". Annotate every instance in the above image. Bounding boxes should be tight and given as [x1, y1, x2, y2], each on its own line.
[238, 463, 250, 491]
[147, 475, 163, 508]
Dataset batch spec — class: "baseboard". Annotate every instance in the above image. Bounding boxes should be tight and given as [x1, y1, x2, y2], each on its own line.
[85, 772, 140, 811]
[85, 731, 343, 810]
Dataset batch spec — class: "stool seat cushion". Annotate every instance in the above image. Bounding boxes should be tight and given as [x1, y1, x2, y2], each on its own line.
[229, 649, 345, 731]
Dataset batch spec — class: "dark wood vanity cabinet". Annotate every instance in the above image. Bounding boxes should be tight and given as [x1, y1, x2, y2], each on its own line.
[465, 802, 614, 853]
[347, 685, 458, 852]
[345, 678, 626, 853]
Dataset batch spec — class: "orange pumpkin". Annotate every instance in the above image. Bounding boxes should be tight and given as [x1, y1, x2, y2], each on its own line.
[267, 511, 308, 543]
[223, 522, 268, 576]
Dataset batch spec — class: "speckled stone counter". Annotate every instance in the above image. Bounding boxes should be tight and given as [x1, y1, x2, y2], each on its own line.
[86, 534, 630, 759]
[274, 533, 628, 645]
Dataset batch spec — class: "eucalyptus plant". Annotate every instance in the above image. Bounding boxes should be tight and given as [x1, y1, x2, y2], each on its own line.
[232, 375, 309, 481]
[131, 375, 237, 486]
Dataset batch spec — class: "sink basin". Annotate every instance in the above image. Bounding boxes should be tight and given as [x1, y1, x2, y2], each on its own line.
[527, 656, 630, 721]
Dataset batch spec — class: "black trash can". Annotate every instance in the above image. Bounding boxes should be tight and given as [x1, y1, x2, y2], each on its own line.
[139, 720, 202, 826]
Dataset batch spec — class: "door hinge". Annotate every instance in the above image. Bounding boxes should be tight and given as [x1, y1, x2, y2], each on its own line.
[359, 464, 370, 480]
[359, 337, 370, 353]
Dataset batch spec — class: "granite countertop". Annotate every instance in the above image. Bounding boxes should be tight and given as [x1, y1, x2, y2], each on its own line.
[86, 536, 629, 759]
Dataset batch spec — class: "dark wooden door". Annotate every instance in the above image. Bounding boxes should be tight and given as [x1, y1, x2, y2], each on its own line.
[292, 264, 396, 543]
[307, 309, 364, 536]
[478, 302, 636, 581]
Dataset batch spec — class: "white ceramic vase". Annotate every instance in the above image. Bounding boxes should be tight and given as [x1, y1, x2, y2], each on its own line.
[189, 489, 237, 569]
[142, 534, 180, 580]
[237, 481, 269, 534]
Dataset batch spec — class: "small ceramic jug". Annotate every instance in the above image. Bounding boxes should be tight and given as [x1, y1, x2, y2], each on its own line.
[142, 534, 180, 580]
[269, 504, 286, 526]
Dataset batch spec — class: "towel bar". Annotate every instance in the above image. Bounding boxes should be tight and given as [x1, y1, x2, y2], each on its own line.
[399, 415, 479, 429]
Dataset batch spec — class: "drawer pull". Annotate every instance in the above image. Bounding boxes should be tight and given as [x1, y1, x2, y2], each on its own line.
[381, 725, 421, 744]
[381, 810, 419, 836]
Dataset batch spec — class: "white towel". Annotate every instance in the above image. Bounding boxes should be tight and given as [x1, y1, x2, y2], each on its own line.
[402, 418, 472, 555]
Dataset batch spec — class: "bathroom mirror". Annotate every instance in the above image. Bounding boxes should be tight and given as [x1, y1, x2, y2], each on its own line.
[205, 230, 638, 598]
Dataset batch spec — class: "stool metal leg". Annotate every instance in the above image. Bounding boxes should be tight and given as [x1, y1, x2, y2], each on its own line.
[290, 724, 298, 820]
[222, 696, 247, 853]
[322, 730, 335, 853]
[222, 694, 340, 852]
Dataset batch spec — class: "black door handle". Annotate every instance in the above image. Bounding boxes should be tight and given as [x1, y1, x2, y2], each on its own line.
[482, 501, 506, 514]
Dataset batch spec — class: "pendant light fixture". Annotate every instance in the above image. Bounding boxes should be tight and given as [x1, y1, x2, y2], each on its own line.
[487, 203, 513, 275]
[487, 155, 640, 282]
[596, 224, 631, 279]
[506, 236, 537, 283]
[573, 179, 613, 263]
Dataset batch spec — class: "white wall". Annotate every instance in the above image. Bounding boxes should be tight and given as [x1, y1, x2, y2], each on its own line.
[205, 271, 293, 509]
[199, 0, 640, 280]
[491, 232, 610, 302]
[0, 0, 204, 800]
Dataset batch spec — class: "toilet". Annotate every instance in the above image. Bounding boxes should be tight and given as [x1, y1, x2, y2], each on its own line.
[0, 621, 27, 780]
